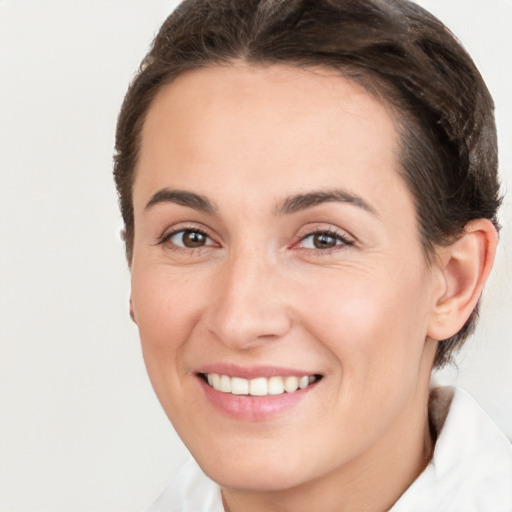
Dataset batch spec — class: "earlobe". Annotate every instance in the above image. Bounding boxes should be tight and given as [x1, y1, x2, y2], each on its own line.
[427, 219, 498, 341]
[129, 297, 137, 324]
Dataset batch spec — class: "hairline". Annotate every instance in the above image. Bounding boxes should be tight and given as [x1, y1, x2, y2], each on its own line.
[128, 59, 436, 264]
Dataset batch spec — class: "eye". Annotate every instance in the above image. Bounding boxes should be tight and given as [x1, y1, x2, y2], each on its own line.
[165, 229, 212, 249]
[298, 230, 352, 250]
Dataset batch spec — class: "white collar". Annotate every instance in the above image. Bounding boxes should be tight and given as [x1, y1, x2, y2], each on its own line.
[391, 386, 512, 511]
[148, 387, 512, 512]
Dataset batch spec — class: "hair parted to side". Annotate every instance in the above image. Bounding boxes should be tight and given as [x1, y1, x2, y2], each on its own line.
[114, 0, 501, 368]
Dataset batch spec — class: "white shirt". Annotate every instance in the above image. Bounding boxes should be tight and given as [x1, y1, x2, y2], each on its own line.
[147, 387, 512, 512]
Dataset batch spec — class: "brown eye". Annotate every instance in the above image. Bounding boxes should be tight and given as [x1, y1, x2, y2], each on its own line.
[169, 229, 210, 248]
[299, 230, 353, 250]
[312, 233, 337, 249]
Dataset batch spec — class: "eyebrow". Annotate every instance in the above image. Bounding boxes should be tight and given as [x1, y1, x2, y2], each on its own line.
[145, 188, 217, 214]
[276, 189, 378, 216]
[144, 187, 377, 217]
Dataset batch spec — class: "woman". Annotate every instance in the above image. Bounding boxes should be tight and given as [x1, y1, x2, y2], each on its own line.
[113, 0, 512, 510]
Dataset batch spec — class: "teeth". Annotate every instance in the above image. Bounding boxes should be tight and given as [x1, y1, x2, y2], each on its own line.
[249, 377, 267, 396]
[219, 375, 231, 393]
[204, 373, 318, 396]
[299, 376, 309, 389]
[231, 377, 249, 395]
[268, 376, 284, 395]
[284, 376, 299, 393]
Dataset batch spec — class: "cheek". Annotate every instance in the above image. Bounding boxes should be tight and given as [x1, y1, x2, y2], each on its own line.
[130, 267, 216, 434]
[132, 269, 200, 337]
[299, 262, 433, 384]
[292, 265, 434, 454]
[130, 269, 206, 387]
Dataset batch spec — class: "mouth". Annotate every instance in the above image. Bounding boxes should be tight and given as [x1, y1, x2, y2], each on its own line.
[199, 372, 322, 397]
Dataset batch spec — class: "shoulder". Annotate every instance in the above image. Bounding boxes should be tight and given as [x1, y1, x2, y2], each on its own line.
[146, 457, 223, 512]
[392, 387, 512, 511]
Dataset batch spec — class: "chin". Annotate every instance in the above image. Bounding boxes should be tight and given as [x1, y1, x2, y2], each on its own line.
[206, 464, 309, 493]
[192, 444, 314, 493]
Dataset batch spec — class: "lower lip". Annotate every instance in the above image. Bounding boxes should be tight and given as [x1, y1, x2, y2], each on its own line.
[198, 377, 316, 421]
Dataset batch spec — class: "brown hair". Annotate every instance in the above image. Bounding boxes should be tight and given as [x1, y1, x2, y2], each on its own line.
[114, 0, 501, 367]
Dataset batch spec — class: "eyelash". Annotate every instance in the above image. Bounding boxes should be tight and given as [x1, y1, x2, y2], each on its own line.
[294, 228, 354, 253]
[157, 226, 215, 251]
[156, 226, 354, 253]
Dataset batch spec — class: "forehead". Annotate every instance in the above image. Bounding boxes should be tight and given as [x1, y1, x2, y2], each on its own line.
[135, 63, 408, 218]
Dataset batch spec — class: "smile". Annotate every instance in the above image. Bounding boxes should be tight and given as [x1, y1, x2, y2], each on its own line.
[202, 373, 320, 396]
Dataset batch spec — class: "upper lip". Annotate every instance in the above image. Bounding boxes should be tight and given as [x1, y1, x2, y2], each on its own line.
[196, 363, 320, 380]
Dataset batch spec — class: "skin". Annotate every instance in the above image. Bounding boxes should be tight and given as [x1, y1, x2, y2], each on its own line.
[129, 64, 491, 511]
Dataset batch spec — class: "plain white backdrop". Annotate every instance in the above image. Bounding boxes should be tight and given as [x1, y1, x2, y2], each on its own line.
[0, 1, 510, 511]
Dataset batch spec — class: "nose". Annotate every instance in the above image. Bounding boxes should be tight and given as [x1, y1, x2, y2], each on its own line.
[204, 250, 293, 349]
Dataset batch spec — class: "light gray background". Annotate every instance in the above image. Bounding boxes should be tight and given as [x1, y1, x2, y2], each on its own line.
[0, 1, 510, 511]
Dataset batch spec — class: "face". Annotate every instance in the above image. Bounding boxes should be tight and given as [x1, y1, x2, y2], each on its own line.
[130, 64, 440, 493]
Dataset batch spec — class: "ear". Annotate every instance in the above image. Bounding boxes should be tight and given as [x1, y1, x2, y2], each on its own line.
[427, 219, 498, 341]
[129, 296, 137, 324]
